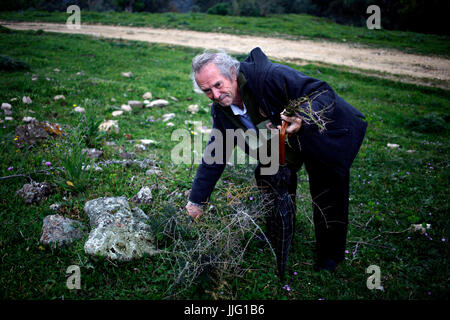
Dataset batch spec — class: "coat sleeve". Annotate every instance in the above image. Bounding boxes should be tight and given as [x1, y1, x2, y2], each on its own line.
[188, 107, 233, 205]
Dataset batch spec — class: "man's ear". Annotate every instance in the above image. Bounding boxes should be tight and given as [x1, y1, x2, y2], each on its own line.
[230, 68, 237, 80]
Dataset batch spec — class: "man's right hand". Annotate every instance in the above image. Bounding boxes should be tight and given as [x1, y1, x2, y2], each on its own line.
[186, 201, 203, 219]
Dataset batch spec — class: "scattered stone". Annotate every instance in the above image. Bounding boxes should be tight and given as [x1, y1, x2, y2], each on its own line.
[4, 116, 13, 121]
[76, 71, 85, 76]
[146, 167, 161, 175]
[53, 68, 60, 73]
[121, 104, 132, 112]
[16, 181, 52, 204]
[410, 224, 431, 234]
[22, 96, 32, 104]
[15, 121, 49, 145]
[73, 106, 86, 113]
[22, 116, 36, 123]
[166, 122, 175, 127]
[10, 98, 18, 102]
[82, 163, 103, 172]
[148, 99, 169, 108]
[130, 186, 153, 204]
[143, 100, 151, 105]
[49, 203, 62, 212]
[162, 113, 175, 122]
[169, 96, 178, 101]
[112, 110, 124, 117]
[139, 139, 157, 146]
[142, 92, 152, 100]
[121, 71, 133, 78]
[31, 75, 38, 81]
[99, 120, 119, 134]
[387, 143, 399, 149]
[135, 144, 146, 152]
[128, 100, 143, 109]
[407, 150, 416, 154]
[105, 141, 116, 146]
[82, 148, 103, 159]
[40, 214, 87, 246]
[118, 151, 134, 160]
[111, 97, 117, 102]
[1, 103, 12, 111]
[53, 95, 65, 102]
[83, 196, 157, 261]
[187, 104, 199, 114]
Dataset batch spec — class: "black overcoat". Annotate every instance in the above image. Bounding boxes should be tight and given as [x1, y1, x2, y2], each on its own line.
[189, 47, 367, 205]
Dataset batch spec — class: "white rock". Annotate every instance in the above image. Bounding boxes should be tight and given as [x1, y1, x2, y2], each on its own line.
[4, 117, 13, 121]
[83, 196, 158, 261]
[1, 103, 12, 110]
[148, 99, 169, 108]
[143, 100, 150, 104]
[121, 104, 132, 112]
[387, 143, 399, 149]
[142, 92, 152, 100]
[31, 75, 38, 81]
[53, 68, 60, 73]
[112, 110, 124, 117]
[82, 164, 103, 172]
[406, 150, 416, 153]
[135, 144, 146, 152]
[49, 203, 61, 212]
[121, 71, 133, 78]
[22, 116, 36, 123]
[169, 96, 178, 101]
[54, 95, 65, 101]
[162, 113, 175, 122]
[130, 186, 153, 204]
[99, 120, 119, 134]
[166, 122, 175, 127]
[146, 167, 161, 175]
[140, 139, 157, 145]
[187, 104, 199, 114]
[10, 98, 18, 102]
[40, 214, 86, 246]
[410, 224, 431, 234]
[73, 106, 86, 113]
[111, 97, 117, 102]
[22, 96, 32, 104]
[128, 100, 143, 109]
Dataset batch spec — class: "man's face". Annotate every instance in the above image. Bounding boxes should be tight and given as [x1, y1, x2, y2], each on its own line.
[195, 63, 238, 107]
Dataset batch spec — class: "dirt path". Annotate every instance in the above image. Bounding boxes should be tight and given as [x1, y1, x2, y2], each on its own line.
[2, 20, 449, 89]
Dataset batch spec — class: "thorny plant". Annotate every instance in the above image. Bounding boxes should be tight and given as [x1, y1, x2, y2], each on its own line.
[282, 90, 332, 134]
[150, 185, 277, 299]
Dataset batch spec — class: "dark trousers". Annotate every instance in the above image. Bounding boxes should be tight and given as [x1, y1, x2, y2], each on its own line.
[255, 158, 350, 264]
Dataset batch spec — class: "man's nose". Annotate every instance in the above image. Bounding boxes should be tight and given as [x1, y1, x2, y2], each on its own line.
[211, 88, 221, 100]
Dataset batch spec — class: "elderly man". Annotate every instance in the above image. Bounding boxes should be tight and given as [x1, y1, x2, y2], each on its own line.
[185, 47, 367, 272]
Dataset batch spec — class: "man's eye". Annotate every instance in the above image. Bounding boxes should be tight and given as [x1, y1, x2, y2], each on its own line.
[215, 83, 222, 88]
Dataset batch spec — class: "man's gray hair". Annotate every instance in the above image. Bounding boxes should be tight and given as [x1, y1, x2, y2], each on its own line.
[191, 49, 240, 93]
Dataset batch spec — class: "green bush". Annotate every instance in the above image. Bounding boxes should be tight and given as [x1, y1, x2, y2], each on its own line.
[206, 2, 230, 15]
[405, 113, 447, 133]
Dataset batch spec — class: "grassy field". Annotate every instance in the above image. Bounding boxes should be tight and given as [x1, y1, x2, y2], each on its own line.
[0, 25, 448, 300]
[0, 10, 449, 57]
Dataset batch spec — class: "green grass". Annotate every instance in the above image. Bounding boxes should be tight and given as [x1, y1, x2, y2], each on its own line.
[1, 10, 449, 57]
[0, 27, 448, 300]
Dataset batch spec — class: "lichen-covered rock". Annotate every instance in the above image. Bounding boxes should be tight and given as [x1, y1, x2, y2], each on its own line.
[84, 225, 157, 261]
[40, 214, 86, 246]
[16, 181, 52, 204]
[83, 196, 157, 261]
